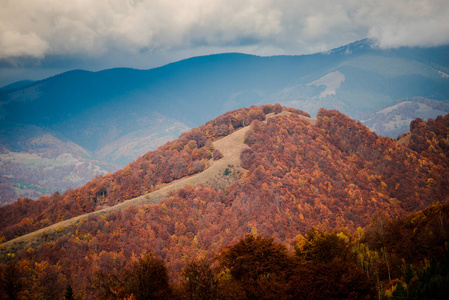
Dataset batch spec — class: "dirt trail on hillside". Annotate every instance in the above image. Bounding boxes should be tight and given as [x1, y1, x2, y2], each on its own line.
[1, 126, 251, 254]
[1, 113, 318, 255]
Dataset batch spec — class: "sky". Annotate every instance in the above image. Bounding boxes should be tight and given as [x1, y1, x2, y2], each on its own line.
[1, 0, 449, 87]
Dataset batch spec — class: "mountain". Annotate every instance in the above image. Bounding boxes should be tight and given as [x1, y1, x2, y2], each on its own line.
[1, 104, 448, 248]
[1, 39, 448, 204]
[0, 80, 35, 91]
[0, 105, 448, 299]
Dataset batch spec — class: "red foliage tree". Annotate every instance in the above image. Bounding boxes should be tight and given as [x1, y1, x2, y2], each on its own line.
[212, 149, 223, 161]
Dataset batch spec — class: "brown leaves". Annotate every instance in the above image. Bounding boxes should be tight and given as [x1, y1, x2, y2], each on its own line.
[212, 149, 223, 161]
[217, 235, 293, 299]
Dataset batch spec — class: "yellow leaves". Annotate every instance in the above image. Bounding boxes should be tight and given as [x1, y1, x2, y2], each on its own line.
[169, 140, 182, 152]
[113, 228, 123, 237]
[82, 233, 93, 241]
[255, 165, 265, 173]
[320, 115, 331, 126]
[34, 260, 50, 273]
[219, 267, 234, 282]
[322, 145, 332, 155]
[348, 154, 359, 164]
[248, 221, 258, 236]
[18, 217, 34, 227]
[294, 234, 306, 251]
[384, 285, 397, 298]
[410, 211, 426, 226]
[201, 158, 210, 169]
[55, 226, 63, 233]
[56, 210, 64, 223]
[417, 158, 433, 169]
[346, 183, 359, 200]
[122, 165, 132, 176]
[388, 198, 399, 207]
[336, 231, 350, 244]
[356, 227, 364, 239]
[122, 293, 137, 300]
[325, 181, 333, 194]
[193, 235, 199, 248]
[185, 140, 198, 151]
[261, 182, 269, 191]
[276, 136, 281, 144]
[250, 226, 258, 236]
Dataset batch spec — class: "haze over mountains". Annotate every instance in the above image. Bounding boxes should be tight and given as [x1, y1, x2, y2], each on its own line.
[1, 39, 448, 204]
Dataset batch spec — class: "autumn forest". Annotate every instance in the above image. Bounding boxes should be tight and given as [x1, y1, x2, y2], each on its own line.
[1, 104, 449, 299]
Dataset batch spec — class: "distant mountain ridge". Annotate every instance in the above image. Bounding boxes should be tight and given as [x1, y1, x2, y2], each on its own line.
[0, 39, 448, 204]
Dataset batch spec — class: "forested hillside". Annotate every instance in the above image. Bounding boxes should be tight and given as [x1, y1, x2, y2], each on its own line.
[1, 40, 448, 204]
[1, 105, 448, 299]
[0, 105, 304, 241]
[1, 198, 448, 298]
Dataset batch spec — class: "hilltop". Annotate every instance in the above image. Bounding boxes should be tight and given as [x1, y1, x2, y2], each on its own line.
[2, 104, 448, 245]
[1, 40, 448, 204]
[1, 105, 449, 298]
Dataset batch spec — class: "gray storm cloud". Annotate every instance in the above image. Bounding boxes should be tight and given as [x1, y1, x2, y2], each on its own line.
[1, 0, 448, 59]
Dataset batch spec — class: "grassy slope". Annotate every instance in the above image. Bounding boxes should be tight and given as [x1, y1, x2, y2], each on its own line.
[0, 112, 315, 256]
[0, 121, 250, 254]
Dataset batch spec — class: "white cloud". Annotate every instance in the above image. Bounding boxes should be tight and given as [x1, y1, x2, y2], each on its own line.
[366, 0, 449, 48]
[0, 30, 49, 58]
[0, 0, 448, 60]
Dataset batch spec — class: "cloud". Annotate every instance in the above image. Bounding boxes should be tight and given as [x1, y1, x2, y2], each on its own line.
[0, 31, 49, 58]
[365, 0, 449, 48]
[0, 0, 448, 61]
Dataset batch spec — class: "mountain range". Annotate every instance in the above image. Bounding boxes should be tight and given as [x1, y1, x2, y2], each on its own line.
[1, 39, 448, 204]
